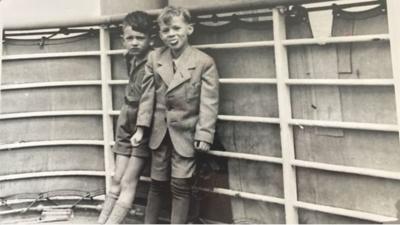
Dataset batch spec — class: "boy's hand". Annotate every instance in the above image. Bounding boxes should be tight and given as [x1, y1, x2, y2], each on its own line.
[131, 127, 144, 147]
[194, 141, 210, 152]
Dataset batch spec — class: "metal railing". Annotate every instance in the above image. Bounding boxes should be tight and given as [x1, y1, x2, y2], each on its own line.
[1, 0, 400, 223]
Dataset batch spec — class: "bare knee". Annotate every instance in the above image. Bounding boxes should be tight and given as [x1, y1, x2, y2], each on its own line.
[110, 175, 123, 194]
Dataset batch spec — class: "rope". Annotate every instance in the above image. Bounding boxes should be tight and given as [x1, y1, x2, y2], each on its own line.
[0, 188, 105, 211]
[3, 30, 98, 47]
[21, 193, 45, 214]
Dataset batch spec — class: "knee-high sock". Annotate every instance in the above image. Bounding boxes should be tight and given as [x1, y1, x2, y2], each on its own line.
[97, 192, 118, 224]
[171, 178, 192, 224]
[144, 180, 169, 224]
[105, 202, 130, 224]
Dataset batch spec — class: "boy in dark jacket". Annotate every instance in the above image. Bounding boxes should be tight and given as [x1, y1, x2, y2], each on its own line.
[97, 11, 154, 224]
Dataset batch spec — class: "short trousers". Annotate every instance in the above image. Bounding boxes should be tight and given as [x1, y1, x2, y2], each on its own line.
[112, 103, 150, 158]
[151, 132, 196, 181]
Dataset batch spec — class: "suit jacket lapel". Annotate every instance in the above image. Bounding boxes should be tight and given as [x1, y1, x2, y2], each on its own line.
[167, 47, 196, 93]
[156, 49, 174, 87]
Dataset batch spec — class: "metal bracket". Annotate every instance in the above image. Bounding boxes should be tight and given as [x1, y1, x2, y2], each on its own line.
[38, 28, 71, 48]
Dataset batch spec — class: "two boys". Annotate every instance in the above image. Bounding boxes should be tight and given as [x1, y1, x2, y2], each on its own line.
[132, 6, 219, 224]
[101, 5, 219, 224]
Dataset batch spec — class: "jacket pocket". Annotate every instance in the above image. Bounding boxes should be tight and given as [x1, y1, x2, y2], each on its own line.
[186, 81, 201, 100]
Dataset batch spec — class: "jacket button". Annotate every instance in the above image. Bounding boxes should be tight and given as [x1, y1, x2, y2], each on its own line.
[164, 118, 167, 122]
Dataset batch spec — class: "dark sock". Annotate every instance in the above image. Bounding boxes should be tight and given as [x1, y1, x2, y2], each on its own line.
[144, 179, 169, 224]
[171, 178, 192, 224]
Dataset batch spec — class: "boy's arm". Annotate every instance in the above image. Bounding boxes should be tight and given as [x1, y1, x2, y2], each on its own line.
[194, 57, 219, 148]
[136, 51, 155, 128]
[131, 52, 155, 146]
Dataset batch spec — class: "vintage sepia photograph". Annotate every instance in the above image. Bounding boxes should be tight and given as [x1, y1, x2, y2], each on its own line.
[0, 0, 399, 224]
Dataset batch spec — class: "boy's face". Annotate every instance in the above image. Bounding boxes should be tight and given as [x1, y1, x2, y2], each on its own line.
[122, 26, 151, 57]
[159, 15, 193, 56]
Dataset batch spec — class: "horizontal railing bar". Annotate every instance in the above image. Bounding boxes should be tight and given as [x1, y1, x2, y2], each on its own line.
[207, 150, 283, 164]
[109, 111, 280, 124]
[0, 171, 105, 182]
[4, 0, 330, 30]
[107, 49, 126, 55]
[1, 78, 393, 90]
[286, 79, 394, 86]
[0, 196, 104, 207]
[220, 78, 277, 84]
[110, 41, 276, 53]
[196, 187, 285, 205]
[110, 141, 282, 164]
[292, 159, 400, 181]
[4, 27, 98, 37]
[1, 80, 102, 91]
[139, 176, 152, 183]
[0, 110, 103, 120]
[0, 140, 104, 151]
[109, 110, 120, 116]
[194, 41, 275, 49]
[283, 34, 389, 46]
[294, 201, 397, 223]
[108, 80, 128, 85]
[109, 78, 277, 86]
[290, 119, 399, 132]
[0, 204, 100, 216]
[105, 35, 388, 54]
[218, 115, 280, 124]
[1, 202, 146, 220]
[134, 174, 396, 223]
[2, 51, 101, 61]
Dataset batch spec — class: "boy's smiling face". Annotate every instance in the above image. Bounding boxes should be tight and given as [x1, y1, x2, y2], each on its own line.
[159, 15, 193, 58]
[122, 26, 151, 57]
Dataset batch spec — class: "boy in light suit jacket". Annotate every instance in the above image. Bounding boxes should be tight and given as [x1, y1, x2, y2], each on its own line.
[131, 5, 219, 224]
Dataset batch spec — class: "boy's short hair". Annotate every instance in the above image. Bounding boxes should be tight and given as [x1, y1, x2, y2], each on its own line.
[123, 11, 154, 35]
[157, 6, 191, 25]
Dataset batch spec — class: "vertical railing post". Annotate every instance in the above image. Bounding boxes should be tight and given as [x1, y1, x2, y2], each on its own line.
[100, 26, 115, 192]
[386, 0, 400, 145]
[273, 6, 299, 224]
[0, 11, 3, 114]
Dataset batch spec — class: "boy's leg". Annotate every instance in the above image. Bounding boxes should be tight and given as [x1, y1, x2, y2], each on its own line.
[145, 179, 169, 224]
[110, 155, 130, 194]
[108, 104, 133, 195]
[98, 154, 129, 224]
[145, 137, 171, 224]
[98, 192, 118, 224]
[170, 177, 192, 224]
[99, 102, 141, 224]
[105, 202, 131, 224]
[106, 156, 147, 224]
[170, 152, 196, 224]
[116, 156, 147, 207]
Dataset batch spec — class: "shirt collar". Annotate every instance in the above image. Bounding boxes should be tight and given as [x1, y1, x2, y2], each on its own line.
[127, 51, 149, 68]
